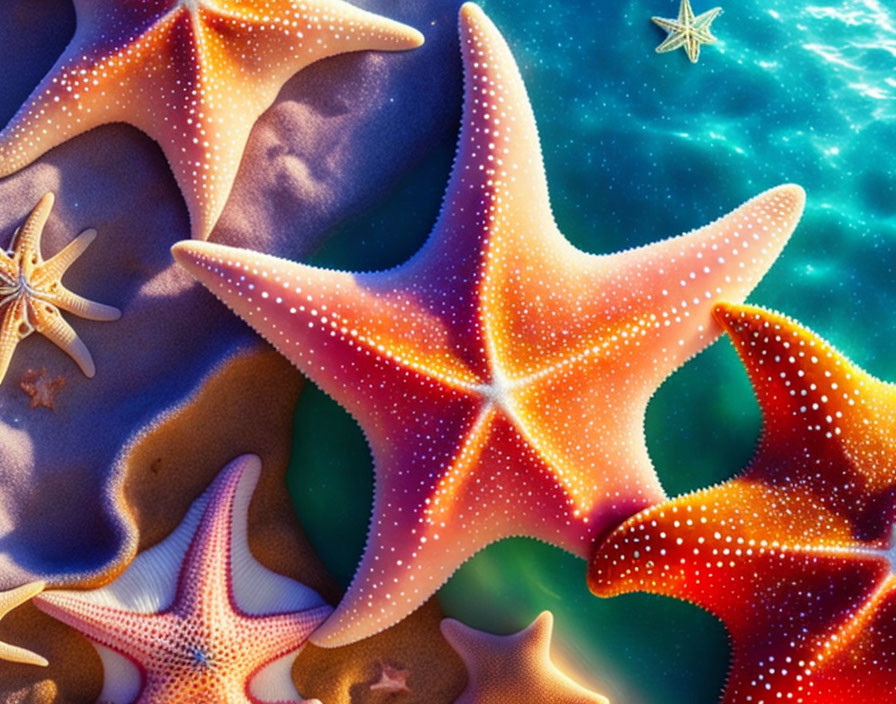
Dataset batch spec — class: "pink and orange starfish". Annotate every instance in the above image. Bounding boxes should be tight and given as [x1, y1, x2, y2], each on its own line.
[35, 455, 332, 704]
[0, 1, 423, 240]
[441, 612, 608, 704]
[589, 303, 896, 703]
[173, 3, 804, 646]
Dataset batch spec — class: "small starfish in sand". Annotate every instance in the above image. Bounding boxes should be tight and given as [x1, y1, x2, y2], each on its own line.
[0, 581, 48, 667]
[0, 193, 120, 386]
[19, 367, 67, 409]
[35, 455, 332, 704]
[441, 612, 608, 704]
[369, 662, 411, 694]
[652, 0, 722, 63]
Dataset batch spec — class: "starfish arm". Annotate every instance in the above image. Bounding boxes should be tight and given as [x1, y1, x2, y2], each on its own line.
[419, 3, 554, 268]
[178, 456, 331, 623]
[680, 0, 695, 23]
[29, 303, 96, 377]
[0, 297, 31, 385]
[35, 590, 172, 665]
[654, 31, 690, 54]
[0, 580, 49, 667]
[0, 29, 145, 181]
[588, 483, 892, 702]
[10, 193, 55, 278]
[240, 605, 333, 665]
[714, 303, 896, 535]
[0, 249, 17, 284]
[0, 642, 49, 668]
[694, 8, 723, 32]
[44, 285, 122, 322]
[651, 17, 686, 35]
[685, 39, 701, 63]
[35, 228, 97, 283]
[442, 612, 609, 704]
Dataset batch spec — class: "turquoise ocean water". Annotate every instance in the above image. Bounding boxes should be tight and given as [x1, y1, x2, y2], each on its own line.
[289, 1, 896, 702]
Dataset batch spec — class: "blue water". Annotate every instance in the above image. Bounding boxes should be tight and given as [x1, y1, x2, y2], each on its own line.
[291, 2, 896, 702]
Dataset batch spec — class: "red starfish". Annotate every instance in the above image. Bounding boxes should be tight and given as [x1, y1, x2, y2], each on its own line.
[589, 302, 896, 703]
[173, 3, 804, 647]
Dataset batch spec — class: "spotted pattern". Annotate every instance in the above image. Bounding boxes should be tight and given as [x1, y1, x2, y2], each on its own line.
[0, 193, 120, 387]
[0, 0, 423, 240]
[441, 611, 608, 704]
[172, 2, 804, 647]
[35, 455, 332, 704]
[588, 303, 896, 703]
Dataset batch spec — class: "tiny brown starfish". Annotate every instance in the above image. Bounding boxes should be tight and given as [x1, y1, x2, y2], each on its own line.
[369, 662, 411, 694]
[0, 193, 120, 386]
[19, 367, 67, 409]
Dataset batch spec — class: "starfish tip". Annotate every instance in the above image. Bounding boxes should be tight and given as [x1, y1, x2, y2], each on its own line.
[459, 2, 489, 31]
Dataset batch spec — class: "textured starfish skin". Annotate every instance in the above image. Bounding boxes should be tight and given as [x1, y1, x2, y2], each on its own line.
[0, 1, 423, 240]
[174, 3, 804, 647]
[589, 303, 896, 703]
[0, 193, 120, 385]
[35, 455, 332, 704]
[441, 612, 608, 704]
[0, 581, 48, 667]
[652, 0, 722, 63]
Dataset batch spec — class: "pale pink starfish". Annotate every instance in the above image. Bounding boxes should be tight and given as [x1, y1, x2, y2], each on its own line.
[35, 455, 332, 704]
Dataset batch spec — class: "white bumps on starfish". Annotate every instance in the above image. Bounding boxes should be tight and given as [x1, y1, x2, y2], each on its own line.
[652, 0, 722, 63]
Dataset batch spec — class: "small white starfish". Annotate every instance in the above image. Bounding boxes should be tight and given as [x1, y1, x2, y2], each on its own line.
[652, 0, 722, 63]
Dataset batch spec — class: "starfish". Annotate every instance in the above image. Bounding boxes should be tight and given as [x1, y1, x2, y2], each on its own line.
[441, 612, 608, 704]
[0, 581, 48, 667]
[35, 455, 333, 704]
[369, 662, 410, 694]
[0, 1, 423, 240]
[589, 302, 896, 703]
[19, 367, 67, 409]
[651, 0, 722, 63]
[173, 2, 804, 647]
[0, 192, 120, 386]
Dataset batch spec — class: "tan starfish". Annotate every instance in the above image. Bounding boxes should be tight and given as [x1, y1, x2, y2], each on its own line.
[441, 612, 608, 704]
[0, 581, 48, 667]
[369, 662, 411, 694]
[0, 193, 121, 386]
[652, 0, 722, 63]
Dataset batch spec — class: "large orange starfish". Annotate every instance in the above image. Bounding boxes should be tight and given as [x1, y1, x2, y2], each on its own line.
[173, 3, 804, 647]
[35, 455, 332, 704]
[0, 0, 423, 240]
[589, 303, 896, 703]
[0, 193, 120, 386]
